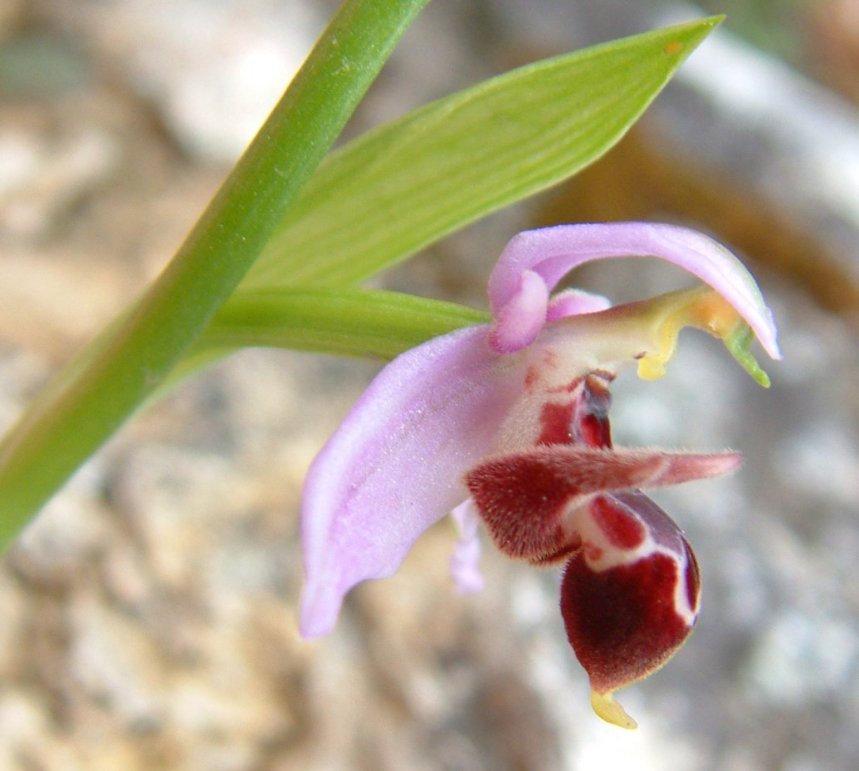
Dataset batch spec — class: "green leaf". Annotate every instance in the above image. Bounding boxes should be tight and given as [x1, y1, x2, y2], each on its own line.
[185, 17, 722, 381]
[238, 16, 723, 291]
[187, 288, 486, 362]
[0, 0, 429, 545]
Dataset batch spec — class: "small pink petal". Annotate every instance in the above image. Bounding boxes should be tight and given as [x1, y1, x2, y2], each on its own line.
[488, 269, 549, 353]
[488, 222, 780, 359]
[450, 499, 485, 593]
[546, 288, 612, 321]
[300, 325, 525, 637]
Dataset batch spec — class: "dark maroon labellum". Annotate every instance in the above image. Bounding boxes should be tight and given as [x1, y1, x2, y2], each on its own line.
[464, 370, 719, 727]
[560, 498, 700, 695]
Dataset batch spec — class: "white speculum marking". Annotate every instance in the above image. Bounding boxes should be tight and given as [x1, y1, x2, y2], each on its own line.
[574, 504, 699, 628]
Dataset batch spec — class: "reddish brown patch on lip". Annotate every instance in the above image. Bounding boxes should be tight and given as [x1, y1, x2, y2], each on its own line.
[560, 549, 694, 694]
[591, 495, 646, 549]
[466, 447, 677, 562]
[537, 401, 575, 445]
[466, 450, 579, 561]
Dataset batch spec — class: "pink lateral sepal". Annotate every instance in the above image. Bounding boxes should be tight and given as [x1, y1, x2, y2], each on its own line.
[299, 324, 523, 638]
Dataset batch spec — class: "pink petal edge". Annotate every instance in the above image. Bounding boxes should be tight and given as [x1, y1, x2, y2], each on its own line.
[488, 222, 781, 359]
[488, 269, 549, 353]
[299, 325, 524, 637]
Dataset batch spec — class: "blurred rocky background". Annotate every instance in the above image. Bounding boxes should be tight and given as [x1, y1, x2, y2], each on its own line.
[2, 1, 859, 769]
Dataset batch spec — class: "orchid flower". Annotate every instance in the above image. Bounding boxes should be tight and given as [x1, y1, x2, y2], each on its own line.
[299, 222, 780, 728]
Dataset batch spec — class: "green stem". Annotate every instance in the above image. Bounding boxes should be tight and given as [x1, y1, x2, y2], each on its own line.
[0, 0, 428, 543]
